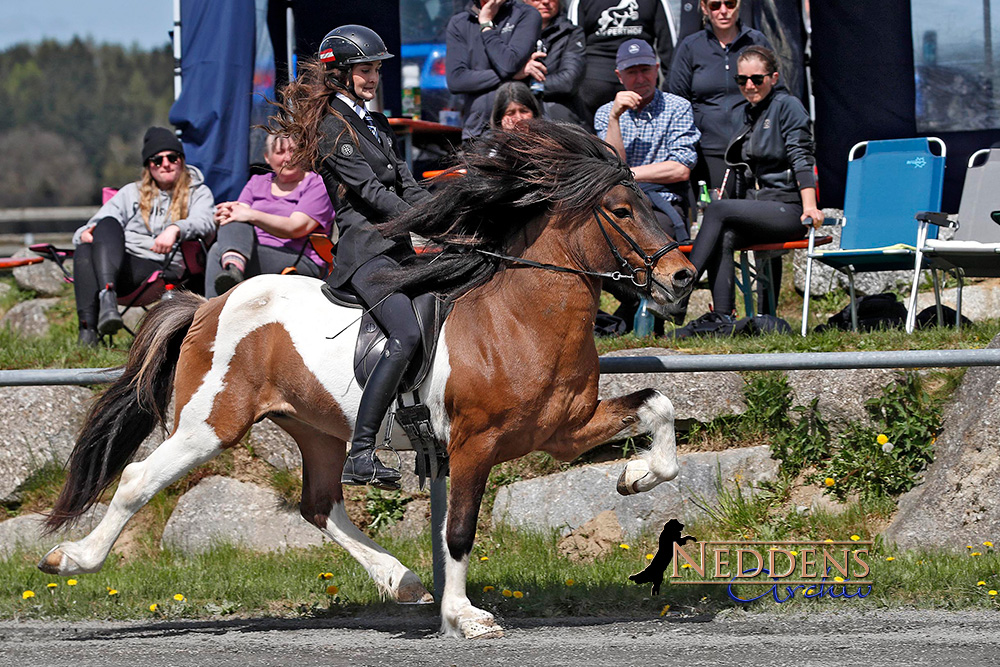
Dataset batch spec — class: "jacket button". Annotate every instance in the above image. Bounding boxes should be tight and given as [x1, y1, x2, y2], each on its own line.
[387, 164, 393, 170]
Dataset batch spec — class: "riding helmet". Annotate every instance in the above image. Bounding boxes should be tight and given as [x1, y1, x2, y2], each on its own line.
[318, 25, 394, 68]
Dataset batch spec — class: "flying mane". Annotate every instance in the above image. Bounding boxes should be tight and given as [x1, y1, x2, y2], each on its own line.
[377, 120, 633, 299]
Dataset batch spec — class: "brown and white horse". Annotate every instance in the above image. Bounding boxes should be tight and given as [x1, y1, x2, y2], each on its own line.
[40, 123, 695, 638]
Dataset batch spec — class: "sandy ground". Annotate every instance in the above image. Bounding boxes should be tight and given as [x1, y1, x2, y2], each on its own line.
[3, 609, 1000, 667]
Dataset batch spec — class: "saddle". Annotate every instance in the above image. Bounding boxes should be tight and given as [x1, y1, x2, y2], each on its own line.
[320, 282, 452, 484]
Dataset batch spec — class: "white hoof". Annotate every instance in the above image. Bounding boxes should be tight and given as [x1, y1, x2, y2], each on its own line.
[460, 616, 504, 639]
[617, 459, 652, 496]
[442, 607, 504, 639]
[37, 544, 98, 576]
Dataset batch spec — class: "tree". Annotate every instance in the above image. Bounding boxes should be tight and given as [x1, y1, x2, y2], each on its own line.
[0, 127, 96, 207]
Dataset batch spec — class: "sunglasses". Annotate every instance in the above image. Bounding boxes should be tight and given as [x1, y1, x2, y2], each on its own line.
[735, 74, 770, 87]
[147, 152, 181, 168]
[707, 0, 738, 10]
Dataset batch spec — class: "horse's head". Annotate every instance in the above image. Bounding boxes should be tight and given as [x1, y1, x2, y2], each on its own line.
[591, 181, 695, 305]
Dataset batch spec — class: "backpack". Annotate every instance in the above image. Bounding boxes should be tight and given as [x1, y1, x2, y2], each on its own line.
[814, 293, 907, 332]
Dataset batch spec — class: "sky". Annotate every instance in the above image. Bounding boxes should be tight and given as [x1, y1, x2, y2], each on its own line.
[0, 0, 174, 51]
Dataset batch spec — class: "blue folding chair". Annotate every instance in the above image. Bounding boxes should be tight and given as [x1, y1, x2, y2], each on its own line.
[801, 137, 946, 335]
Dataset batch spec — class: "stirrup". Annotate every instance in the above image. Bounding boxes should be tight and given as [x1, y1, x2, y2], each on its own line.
[342, 446, 402, 491]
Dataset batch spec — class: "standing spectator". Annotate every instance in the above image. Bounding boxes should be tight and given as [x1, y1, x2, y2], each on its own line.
[668, 0, 774, 197]
[206, 134, 334, 297]
[446, 0, 543, 140]
[567, 0, 676, 128]
[594, 38, 699, 330]
[523, 0, 586, 124]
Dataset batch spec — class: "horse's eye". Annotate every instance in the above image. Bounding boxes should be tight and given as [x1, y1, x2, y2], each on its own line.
[613, 207, 632, 218]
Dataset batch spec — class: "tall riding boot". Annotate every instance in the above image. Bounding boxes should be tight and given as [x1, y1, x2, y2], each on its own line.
[341, 339, 412, 490]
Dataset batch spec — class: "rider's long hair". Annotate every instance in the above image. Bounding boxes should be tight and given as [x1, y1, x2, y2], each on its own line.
[377, 120, 633, 300]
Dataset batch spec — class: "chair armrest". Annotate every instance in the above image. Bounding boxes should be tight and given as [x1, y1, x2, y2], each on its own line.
[915, 211, 956, 228]
[801, 216, 840, 228]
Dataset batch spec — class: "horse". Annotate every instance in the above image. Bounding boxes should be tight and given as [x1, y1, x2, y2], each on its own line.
[39, 122, 695, 639]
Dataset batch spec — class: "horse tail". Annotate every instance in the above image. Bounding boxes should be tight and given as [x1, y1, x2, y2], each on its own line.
[45, 291, 206, 532]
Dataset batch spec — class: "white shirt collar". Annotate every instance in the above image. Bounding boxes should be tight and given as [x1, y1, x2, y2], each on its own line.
[336, 93, 369, 119]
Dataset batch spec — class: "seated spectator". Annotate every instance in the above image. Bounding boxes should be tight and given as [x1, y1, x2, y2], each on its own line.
[523, 0, 586, 125]
[567, 0, 676, 128]
[594, 39, 700, 331]
[72, 127, 215, 345]
[206, 134, 334, 297]
[446, 0, 542, 141]
[491, 81, 543, 130]
[682, 46, 821, 331]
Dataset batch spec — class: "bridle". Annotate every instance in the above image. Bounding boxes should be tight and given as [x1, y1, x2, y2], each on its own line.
[474, 182, 680, 293]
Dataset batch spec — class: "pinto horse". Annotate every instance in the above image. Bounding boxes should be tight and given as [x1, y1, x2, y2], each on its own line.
[40, 122, 695, 638]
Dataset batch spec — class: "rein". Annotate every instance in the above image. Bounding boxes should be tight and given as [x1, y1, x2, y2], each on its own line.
[474, 203, 680, 291]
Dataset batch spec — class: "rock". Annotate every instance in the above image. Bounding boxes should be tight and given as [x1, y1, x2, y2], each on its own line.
[11, 248, 70, 297]
[786, 368, 902, 430]
[122, 306, 146, 333]
[246, 420, 302, 470]
[161, 475, 329, 554]
[0, 282, 11, 302]
[557, 510, 623, 562]
[0, 505, 107, 559]
[599, 347, 746, 426]
[0, 386, 94, 502]
[0, 298, 60, 338]
[914, 280, 1000, 323]
[491, 445, 779, 538]
[884, 333, 1000, 549]
[385, 497, 431, 540]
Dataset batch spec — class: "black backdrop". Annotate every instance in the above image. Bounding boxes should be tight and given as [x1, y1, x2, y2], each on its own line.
[812, 0, 1000, 212]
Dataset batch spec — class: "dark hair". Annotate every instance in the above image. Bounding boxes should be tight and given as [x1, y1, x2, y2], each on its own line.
[737, 45, 778, 75]
[490, 81, 542, 129]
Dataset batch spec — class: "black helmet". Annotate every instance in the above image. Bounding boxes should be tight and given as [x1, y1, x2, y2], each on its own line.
[318, 25, 394, 68]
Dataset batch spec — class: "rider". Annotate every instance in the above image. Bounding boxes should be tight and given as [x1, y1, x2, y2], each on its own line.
[274, 25, 430, 489]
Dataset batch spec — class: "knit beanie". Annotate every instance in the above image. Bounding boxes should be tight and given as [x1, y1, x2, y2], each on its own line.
[141, 127, 184, 164]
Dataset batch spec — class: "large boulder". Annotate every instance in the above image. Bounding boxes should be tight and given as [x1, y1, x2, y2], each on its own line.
[914, 280, 1000, 323]
[786, 368, 902, 430]
[0, 298, 61, 338]
[11, 248, 70, 297]
[246, 420, 302, 470]
[884, 333, 1000, 549]
[161, 475, 329, 554]
[0, 386, 94, 502]
[0, 505, 107, 559]
[491, 445, 779, 538]
[598, 347, 747, 427]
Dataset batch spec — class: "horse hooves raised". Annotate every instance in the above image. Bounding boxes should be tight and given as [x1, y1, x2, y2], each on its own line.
[397, 583, 434, 605]
[38, 548, 65, 575]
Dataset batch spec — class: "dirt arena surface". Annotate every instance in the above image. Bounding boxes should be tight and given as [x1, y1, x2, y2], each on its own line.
[2, 609, 999, 666]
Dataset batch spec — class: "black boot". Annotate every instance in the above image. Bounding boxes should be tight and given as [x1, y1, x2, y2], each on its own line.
[97, 286, 123, 336]
[78, 327, 99, 347]
[214, 264, 244, 295]
[341, 340, 411, 490]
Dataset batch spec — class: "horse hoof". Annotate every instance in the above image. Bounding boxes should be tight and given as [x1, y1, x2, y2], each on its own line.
[617, 460, 651, 496]
[397, 582, 434, 605]
[461, 618, 505, 639]
[38, 548, 65, 575]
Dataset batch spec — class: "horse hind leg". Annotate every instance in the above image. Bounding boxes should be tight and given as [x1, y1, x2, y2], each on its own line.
[285, 418, 432, 605]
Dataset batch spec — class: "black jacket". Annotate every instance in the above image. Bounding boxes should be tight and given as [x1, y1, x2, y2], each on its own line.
[724, 90, 816, 204]
[317, 97, 429, 288]
[566, 0, 675, 84]
[667, 23, 773, 155]
[539, 14, 586, 106]
[446, 0, 542, 140]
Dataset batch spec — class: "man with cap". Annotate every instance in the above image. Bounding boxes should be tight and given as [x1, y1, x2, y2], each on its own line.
[594, 38, 699, 330]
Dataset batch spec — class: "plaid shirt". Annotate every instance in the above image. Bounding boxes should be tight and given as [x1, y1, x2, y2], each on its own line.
[594, 90, 700, 201]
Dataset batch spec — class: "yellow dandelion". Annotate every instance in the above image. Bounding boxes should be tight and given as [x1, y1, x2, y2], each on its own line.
[681, 563, 691, 569]
[978, 581, 987, 587]
[990, 590, 998, 597]
[700, 597, 707, 602]
[790, 551, 799, 556]
[619, 543, 630, 550]
[985, 541, 994, 548]
[886, 556, 895, 561]
[659, 604, 671, 617]
[850, 535, 861, 542]
[480, 556, 489, 562]
[806, 588, 816, 595]
[824, 477, 835, 487]
[483, 585, 495, 592]
[513, 591, 524, 599]
[834, 576, 844, 583]
[47, 583, 58, 589]
[876, 433, 889, 445]
[565, 579, 575, 587]
[967, 545, 974, 549]
[325, 585, 339, 596]
[502, 589, 513, 597]
[646, 553, 655, 560]
[323, 572, 334, 580]
[21, 590, 35, 600]
[824, 539, 834, 543]
[173, 593, 185, 602]
[67, 579, 77, 586]
[149, 603, 158, 612]
[972, 552, 983, 557]
[107, 589, 118, 596]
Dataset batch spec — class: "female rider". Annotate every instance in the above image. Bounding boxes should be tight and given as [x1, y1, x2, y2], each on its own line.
[274, 25, 429, 489]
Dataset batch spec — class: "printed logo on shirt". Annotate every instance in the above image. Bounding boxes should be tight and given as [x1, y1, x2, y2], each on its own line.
[502, 23, 515, 34]
[597, 0, 641, 37]
[339, 143, 355, 157]
[763, 119, 771, 129]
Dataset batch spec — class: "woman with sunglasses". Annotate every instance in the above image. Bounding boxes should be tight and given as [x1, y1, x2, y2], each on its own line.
[679, 46, 821, 334]
[668, 0, 774, 198]
[71, 126, 215, 345]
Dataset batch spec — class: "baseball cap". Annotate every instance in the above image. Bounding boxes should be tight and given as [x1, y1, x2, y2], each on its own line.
[616, 39, 657, 71]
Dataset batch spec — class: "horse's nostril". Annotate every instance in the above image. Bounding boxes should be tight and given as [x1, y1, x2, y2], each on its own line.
[672, 268, 695, 288]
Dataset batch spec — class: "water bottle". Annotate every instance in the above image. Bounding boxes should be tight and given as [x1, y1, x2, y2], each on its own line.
[161, 283, 176, 301]
[633, 296, 654, 337]
[402, 64, 421, 120]
[530, 39, 547, 97]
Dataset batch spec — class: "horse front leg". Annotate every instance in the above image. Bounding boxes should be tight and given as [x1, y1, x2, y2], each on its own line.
[440, 449, 503, 639]
[544, 388, 679, 496]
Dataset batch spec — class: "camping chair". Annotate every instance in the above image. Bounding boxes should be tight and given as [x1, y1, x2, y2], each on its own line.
[801, 137, 946, 336]
[908, 148, 1000, 331]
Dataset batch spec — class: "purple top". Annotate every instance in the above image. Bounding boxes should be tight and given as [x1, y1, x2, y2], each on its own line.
[237, 171, 335, 265]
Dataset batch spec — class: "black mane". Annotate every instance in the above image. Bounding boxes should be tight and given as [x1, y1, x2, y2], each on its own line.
[376, 120, 633, 299]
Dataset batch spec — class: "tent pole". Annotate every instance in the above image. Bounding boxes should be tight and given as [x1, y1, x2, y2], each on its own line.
[173, 0, 182, 101]
[286, 2, 295, 82]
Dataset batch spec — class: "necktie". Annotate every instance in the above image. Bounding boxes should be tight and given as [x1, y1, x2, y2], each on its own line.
[359, 107, 379, 141]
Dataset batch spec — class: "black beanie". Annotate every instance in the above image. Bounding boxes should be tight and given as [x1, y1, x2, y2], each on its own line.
[142, 127, 184, 164]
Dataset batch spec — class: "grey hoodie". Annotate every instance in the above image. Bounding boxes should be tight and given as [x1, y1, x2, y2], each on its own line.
[73, 165, 216, 274]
